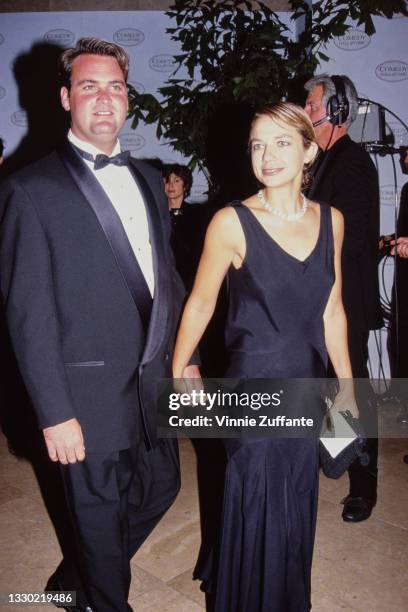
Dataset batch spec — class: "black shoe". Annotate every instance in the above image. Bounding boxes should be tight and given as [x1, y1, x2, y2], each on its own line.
[341, 495, 376, 523]
[45, 572, 93, 612]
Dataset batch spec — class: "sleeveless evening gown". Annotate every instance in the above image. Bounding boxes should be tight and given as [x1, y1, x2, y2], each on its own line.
[204, 201, 335, 612]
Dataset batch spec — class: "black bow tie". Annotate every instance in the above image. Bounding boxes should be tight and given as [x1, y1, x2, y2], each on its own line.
[72, 144, 131, 170]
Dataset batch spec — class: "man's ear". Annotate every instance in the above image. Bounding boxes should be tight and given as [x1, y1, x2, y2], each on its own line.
[60, 87, 70, 112]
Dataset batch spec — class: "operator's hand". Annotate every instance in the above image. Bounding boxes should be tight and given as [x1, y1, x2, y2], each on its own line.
[390, 236, 408, 258]
[43, 418, 85, 464]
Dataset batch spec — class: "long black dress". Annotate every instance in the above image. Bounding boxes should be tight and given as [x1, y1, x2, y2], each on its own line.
[208, 201, 335, 612]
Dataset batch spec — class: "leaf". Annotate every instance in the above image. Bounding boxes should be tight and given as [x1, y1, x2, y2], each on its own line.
[363, 15, 376, 36]
[317, 51, 330, 62]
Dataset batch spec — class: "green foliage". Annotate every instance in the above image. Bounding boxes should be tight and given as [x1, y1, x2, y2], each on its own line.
[127, 0, 407, 184]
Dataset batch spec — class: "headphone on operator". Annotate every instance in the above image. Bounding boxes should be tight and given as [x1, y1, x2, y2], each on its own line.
[326, 75, 350, 126]
[312, 75, 350, 128]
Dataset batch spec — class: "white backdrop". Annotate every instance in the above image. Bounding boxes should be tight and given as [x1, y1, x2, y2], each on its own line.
[0, 9, 407, 375]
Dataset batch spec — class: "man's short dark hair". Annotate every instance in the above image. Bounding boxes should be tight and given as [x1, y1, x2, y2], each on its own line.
[163, 164, 193, 198]
[59, 37, 129, 88]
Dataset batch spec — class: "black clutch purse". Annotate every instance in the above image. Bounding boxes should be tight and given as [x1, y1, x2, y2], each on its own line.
[319, 410, 369, 479]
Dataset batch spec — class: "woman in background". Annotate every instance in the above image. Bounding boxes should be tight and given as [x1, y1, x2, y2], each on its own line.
[163, 163, 193, 219]
[163, 163, 207, 291]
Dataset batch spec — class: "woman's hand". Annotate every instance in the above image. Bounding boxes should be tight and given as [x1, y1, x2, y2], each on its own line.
[328, 381, 359, 420]
[179, 365, 203, 394]
[172, 365, 205, 409]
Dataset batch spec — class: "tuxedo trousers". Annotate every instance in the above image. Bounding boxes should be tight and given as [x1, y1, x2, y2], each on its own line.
[59, 439, 180, 612]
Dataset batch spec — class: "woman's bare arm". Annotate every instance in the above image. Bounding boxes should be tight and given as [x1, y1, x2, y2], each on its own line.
[323, 207, 353, 378]
[323, 207, 357, 415]
[172, 207, 243, 378]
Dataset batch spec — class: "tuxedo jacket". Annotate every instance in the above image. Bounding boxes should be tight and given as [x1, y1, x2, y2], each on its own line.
[307, 135, 383, 332]
[0, 141, 185, 451]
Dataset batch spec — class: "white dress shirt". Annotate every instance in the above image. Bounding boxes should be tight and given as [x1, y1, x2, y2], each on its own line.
[68, 130, 155, 296]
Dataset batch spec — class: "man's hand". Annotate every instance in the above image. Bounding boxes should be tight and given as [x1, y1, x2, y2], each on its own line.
[43, 418, 85, 464]
[391, 236, 408, 258]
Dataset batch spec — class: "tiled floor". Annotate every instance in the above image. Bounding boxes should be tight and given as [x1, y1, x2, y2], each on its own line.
[0, 434, 407, 611]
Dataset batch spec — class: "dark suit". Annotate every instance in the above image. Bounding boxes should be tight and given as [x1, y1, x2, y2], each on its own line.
[0, 141, 185, 610]
[388, 182, 408, 380]
[307, 134, 382, 500]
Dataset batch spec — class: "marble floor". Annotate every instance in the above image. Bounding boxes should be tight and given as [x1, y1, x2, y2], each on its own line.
[0, 433, 407, 611]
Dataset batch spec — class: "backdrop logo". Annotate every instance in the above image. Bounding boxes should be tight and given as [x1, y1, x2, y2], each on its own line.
[375, 61, 408, 82]
[11, 110, 28, 127]
[0, 33, 4, 46]
[334, 28, 371, 51]
[128, 81, 145, 94]
[119, 133, 146, 151]
[44, 29, 75, 46]
[113, 29, 145, 47]
[148, 54, 176, 73]
[380, 184, 402, 206]
[0, 86, 5, 100]
[388, 122, 408, 146]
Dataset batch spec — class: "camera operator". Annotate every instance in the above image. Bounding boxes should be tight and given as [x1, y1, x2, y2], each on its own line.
[383, 148, 408, 386]
[304, 74, 383, 523]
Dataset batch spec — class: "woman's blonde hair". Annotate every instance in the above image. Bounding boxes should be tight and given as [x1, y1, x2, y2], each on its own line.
[251, 101, 318, 189]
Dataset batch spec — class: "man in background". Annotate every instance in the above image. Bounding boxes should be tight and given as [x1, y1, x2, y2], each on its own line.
[304, 74, 383, 523]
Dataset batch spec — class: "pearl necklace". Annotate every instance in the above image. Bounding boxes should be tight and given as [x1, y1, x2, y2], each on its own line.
[257, 190, 308, 222]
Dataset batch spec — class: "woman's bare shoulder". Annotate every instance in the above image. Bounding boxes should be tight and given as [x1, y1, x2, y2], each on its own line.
[308, 200, 343, 226]
[208, 205, 243, 233]
[306, 199, 322, 215]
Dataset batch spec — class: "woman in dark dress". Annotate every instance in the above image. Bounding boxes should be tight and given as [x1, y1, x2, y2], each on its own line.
[173, 102, 357, 611]
[163, 163, 208, 291]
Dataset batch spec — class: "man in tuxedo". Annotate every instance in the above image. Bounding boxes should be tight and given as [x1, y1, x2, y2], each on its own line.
[0, 38, 198, 612]
[304, 74, 383, 523]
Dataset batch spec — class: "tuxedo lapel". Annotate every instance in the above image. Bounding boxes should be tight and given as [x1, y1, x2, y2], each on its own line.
[57, 141, 152, 336]
[128, 160, 169, 364]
